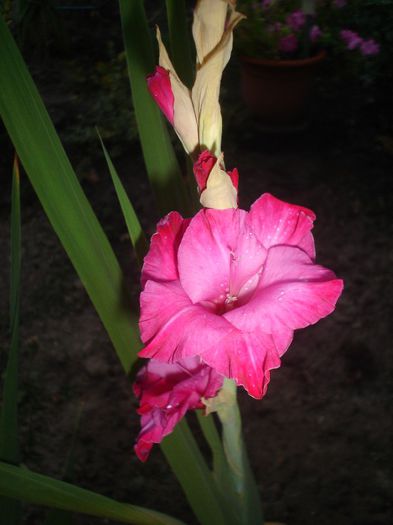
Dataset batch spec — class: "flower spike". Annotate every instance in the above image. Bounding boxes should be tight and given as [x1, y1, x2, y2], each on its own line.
[192, 1, 245, 156]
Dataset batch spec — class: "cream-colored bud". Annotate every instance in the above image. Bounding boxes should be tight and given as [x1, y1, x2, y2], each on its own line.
[200, 155, 237, 209]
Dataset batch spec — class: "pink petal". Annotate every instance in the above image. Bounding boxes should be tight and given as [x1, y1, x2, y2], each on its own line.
[135, 439, 153, 462]
[199, 328, 292, 399]
[249, 193, 316, 259]
[146, 66, 174, 124]
[178, 208, 265, 305]
[225, 245, 343, 334]
[139, 278, 291, 398]
[141, 212, 189, 288]
[139, 280, 233, 361]
[134, 356, 223, 461]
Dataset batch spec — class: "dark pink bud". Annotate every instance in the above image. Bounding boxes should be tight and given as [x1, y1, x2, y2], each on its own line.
[193, 150, 239, 192]
[193, 150, 217, 191]
[146, 66, 174, 124]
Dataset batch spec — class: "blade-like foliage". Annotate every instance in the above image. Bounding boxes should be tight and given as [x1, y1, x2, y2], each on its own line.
[99, 134, 148, 267]
[164, 0, 200, 214]
[161, 420, 230, 525]
[0, 156, 21, 464]
[165, 0, 194, 88]
[0, 156, 23, 525]
[0, 15, 141, 373]
[0, 462, 185, 525]
[196, 411, 242, 525]
[44, 403, 84, 525]
[119, 0, 190, 216]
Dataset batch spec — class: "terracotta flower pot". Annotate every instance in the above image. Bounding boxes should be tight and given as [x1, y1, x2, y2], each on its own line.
[239, 50, 326, 131]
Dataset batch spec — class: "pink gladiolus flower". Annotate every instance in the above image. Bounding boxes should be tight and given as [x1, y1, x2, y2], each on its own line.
[310, 25, 322, 43]
[139, 193, 343, 399]
[146, 66, 174, 125]
[133, 356, 223, 461]
[334, 0, 347, 7]
[340, 29, 362, 50]
[360, 38, 380, 56]
[286, 10, 306, 32]
[279, 34, 298, 54]
[193, 150, 239, 192]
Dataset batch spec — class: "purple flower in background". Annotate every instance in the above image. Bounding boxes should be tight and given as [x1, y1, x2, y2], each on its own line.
[310, 25, 322, 43]
[286, 10, 306, 31]
[261, 0, 271, 9]
[340, 29, 362, 50]
[360, 38, 380, 56]
[334, 0, 347, 7]
[279, 34, 298, 54]
[268, 21, 282, 33]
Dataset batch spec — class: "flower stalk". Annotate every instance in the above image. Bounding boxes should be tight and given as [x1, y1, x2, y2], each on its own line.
[209, 379, 263, 525]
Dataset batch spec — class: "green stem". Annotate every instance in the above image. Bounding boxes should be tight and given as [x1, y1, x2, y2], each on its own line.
[216, 379, 263, 525]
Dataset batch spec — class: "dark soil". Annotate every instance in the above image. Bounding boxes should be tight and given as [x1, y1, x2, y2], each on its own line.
[1, 5, 393, 525]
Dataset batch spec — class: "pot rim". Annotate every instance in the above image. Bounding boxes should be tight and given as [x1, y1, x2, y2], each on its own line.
[240, 49, 326, 68]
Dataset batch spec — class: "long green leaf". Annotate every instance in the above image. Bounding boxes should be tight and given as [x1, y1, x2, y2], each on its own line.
[196, 412, 228, 484]
[165, 0, 194, 89]
[99, 134, 148, 267]
[0, 461, 185, 525]
[0, 156, 21, 464]
[44, 402, 84, 525]
[0, 156, 22, 525]
[196, 411, 239, 525]
[0, 15, 141, 373]
[161, 420, 229, 525]
[119, 0, 190, 216]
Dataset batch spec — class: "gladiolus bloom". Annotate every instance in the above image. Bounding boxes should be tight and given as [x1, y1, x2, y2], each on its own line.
[139, 193, 343, 399]
[134, 356, 223, 461]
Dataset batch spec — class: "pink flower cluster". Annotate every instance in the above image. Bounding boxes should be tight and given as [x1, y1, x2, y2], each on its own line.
[279, 34, 298, 54]
[340, 30, 380, 56]
[132, 48, 344, 460]
[132, 148, 343, 459]
[278, 10, 322, 55]
[286, 10, 305, 32]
